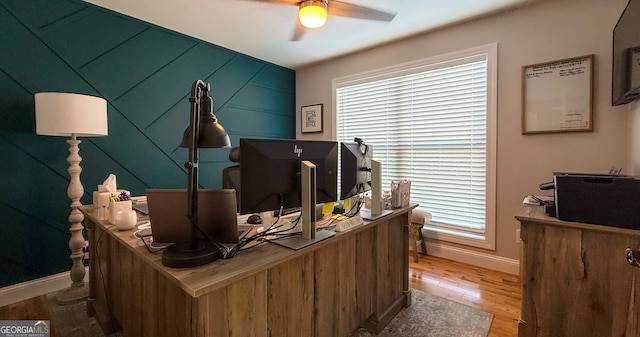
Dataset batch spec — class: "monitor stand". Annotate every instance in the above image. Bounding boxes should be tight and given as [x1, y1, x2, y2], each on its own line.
[270, 229, 336, 250]
[271, 160, 336, 250]
[360, 209, 393, 221]
[360, 159, 393, 221]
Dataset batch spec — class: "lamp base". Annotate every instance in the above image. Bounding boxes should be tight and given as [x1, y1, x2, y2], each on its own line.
[161, 239, 220, 268]
[54, 282, 88, 305]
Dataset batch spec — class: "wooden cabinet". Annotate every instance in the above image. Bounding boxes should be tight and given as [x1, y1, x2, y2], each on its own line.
[84, 205, 415, 337]
[516, 205, 640, 337]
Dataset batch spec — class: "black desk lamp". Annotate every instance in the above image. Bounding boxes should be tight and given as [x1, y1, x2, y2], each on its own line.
[162, 80, 231, 268]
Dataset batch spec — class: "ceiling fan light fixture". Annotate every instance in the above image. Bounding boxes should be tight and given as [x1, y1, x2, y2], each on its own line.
[299, 0, 328, 28]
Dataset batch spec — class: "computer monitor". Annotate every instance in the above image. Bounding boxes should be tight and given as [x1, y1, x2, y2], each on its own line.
[239, 138, 338, 215]
[340, 140, 373, 200]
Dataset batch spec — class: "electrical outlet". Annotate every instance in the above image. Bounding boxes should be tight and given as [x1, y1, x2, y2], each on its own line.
[516, 228, 521, 244]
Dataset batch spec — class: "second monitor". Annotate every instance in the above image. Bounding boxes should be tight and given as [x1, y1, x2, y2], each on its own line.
[340, 140, 373, 200]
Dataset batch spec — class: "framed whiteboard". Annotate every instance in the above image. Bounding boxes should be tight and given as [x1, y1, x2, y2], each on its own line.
[521, 55, 593, 134]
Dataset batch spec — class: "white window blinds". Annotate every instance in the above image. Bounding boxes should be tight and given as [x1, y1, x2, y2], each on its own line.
[336, 53, 490, 234]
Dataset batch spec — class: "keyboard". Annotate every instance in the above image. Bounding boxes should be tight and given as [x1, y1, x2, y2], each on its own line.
[333, 215, 364, 232]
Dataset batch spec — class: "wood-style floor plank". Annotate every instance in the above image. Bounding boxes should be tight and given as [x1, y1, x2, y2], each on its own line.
[0, 295, 50, 320]
[409, 255, 521, 337]
[0, 295, 58, 337]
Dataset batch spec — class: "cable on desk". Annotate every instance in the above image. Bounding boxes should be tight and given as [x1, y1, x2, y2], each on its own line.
[138, 235, 165, 253]
[343, 184, 366, 218]
[225, 208, 287, 257]
[224, 203, 295, 258]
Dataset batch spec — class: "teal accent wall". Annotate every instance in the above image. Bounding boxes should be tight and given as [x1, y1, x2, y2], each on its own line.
[0, 0, 295, 287]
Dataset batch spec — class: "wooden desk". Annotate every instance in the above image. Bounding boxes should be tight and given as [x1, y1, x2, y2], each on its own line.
[84, 205, 416, 337]
[515, 204, 640, 337]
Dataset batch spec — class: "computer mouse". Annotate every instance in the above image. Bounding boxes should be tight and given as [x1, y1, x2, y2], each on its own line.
[247, 214, 262, 224]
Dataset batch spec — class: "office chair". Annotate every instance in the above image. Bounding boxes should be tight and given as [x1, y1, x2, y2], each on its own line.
[222, 146, 241, 211]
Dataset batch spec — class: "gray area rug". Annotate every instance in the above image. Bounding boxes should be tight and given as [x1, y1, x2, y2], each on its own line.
[349, 289, 493, 337]
[46, 291, 120, 337]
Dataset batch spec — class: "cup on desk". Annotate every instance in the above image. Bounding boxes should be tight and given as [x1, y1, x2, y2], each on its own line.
[115, 210, 137, 231]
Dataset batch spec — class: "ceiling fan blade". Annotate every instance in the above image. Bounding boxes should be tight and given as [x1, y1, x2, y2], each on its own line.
[328, 1, 396, 22]
[290, 19, 306, 41]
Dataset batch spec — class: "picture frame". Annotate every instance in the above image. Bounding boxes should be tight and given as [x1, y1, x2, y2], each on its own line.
[521, 54, 593, 134]
[301, 104, 323, 133]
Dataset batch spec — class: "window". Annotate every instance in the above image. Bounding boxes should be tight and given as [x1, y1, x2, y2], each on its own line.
[334, 44, 497, 249]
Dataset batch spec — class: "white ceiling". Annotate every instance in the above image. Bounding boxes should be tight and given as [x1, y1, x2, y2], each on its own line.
[85, 0, 540, 69]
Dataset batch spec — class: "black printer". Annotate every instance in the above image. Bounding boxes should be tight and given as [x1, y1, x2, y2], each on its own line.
[550, 172, 640, 230]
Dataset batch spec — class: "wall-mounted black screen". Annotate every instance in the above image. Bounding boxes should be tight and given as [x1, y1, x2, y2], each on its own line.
[613, 0, 640, 105]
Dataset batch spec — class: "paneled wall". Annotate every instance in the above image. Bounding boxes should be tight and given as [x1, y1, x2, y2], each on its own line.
[0, 0, 295, 287]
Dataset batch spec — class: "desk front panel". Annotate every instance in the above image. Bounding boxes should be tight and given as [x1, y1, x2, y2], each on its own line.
[86, 205, 414, 337]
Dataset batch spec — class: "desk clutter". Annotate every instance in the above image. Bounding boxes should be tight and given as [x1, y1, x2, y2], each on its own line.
[92, 174, 137, 230]
[118, 195, 397, 263]
[94, 169, 411, 266]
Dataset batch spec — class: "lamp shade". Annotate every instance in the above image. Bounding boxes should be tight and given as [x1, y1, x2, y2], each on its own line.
[35, 92, 108, 137]
[180, 113, 231, 148]
[299, 0, 327, 28]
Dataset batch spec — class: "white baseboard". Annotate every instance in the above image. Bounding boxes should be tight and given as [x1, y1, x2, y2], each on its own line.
[0, 268, 89, 307]
[414, 242, 520, 275]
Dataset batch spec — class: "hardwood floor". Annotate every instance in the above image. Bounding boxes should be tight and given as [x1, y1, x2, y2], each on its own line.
[0, 295, 60, 337]
[410, 255, 522, 337]
[1, 254, 521, 337]
[0, 294, 51, 321]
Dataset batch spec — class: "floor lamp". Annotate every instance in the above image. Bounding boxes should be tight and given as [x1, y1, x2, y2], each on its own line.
[35, 92, 108, 304]
[161, 80, 231, 268]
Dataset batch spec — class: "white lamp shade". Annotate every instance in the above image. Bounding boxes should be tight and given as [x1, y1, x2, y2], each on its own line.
[35, 92, 108, 137]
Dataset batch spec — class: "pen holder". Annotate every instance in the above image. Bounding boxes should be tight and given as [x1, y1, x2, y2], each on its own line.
[109, 200, 132, 225]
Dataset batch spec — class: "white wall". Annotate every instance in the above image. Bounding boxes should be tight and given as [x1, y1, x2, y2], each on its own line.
[295, 0, 631, 262]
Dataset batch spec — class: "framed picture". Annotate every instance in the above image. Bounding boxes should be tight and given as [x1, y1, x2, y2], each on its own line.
[301, 104, 323, 133]
[522, 54, 593, 134]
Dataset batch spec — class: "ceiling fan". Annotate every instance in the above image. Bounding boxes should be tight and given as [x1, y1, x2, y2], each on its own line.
[245, 0, 396, 41]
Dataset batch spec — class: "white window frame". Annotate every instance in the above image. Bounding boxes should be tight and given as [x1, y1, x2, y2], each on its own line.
[332, 43, 497, 250]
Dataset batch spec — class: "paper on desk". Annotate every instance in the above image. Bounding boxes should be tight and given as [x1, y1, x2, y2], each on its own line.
[523, 195, 554, 205]
[322, 202, 334, 214]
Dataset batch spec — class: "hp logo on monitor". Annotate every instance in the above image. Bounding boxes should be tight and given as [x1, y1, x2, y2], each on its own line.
[294, 144, 303, 157]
